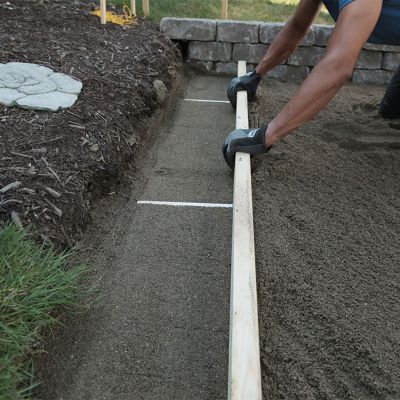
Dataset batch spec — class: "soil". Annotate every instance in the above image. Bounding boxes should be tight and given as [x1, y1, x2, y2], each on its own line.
[0, 0, 181, 246]
[252, 79, 400, 399]
[3, 3, 399, 395]
[35, 75, 232, 400]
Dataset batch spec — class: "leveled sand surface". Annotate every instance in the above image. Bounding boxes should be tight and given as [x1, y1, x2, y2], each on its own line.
[252, 79, 400, 400]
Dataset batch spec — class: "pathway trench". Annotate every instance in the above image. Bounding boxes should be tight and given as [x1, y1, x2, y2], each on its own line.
[40, 75, 234, 400]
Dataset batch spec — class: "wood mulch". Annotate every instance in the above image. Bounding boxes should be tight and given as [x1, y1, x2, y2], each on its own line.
[0, 0, 181, 246]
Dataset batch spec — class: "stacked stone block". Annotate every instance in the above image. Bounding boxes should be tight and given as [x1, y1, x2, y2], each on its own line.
[161, 17, 400, 85]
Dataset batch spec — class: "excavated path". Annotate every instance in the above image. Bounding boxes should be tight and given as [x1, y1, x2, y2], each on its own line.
[40, 75, 235, 400]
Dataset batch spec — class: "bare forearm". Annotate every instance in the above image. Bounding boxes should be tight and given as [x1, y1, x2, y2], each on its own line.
[264, 0, 382, 147]
[265, 55, 352, 146]
[256, 20, 308, 76]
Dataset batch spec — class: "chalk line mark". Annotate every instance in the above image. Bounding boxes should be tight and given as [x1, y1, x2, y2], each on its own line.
[184, 98, 230, 104]
[137, 200, 232, 208]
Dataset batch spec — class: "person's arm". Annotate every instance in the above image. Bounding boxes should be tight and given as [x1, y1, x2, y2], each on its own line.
[226, 0, 321, 108]
[265, 0, 383, 147]
[256, 0, 322, 76]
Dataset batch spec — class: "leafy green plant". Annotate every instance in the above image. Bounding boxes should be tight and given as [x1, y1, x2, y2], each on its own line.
[0, 225, 88, 400]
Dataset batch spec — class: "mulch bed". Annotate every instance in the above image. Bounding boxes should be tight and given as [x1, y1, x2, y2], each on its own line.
[0, 0, 181, 246]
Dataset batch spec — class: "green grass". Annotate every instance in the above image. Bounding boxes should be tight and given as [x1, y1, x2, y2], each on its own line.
[113, 0, 333, 25]
[0, 225, 88, 400]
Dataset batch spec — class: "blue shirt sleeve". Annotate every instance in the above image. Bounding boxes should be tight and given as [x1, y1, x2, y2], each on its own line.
[321, 0, 400, 46]
[339, 0, 354, 10]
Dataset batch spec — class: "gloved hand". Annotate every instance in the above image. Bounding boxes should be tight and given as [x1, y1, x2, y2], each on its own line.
[227, 70, 261, 109]
[222, 125, 271, 169]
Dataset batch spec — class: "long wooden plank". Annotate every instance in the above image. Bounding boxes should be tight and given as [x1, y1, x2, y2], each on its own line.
[228, 60, 262, 400]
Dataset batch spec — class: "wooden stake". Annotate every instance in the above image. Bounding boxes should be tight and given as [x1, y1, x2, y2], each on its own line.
[142, 0, 149, 17]
[100, 0, 107, 24]
[131, 0, 136, 16]
[228, 60, 262, 400]
[221, 0, 228, 19]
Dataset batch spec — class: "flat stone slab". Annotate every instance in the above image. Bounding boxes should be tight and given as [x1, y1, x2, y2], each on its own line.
[0, 62, 82, 111]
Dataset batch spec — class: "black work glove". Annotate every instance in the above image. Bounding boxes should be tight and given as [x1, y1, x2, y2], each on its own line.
[222, 125, 271, 170]
[227, 70, 261, 109]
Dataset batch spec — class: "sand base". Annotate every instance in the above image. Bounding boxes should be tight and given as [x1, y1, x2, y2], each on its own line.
[252, 79, 400, 399]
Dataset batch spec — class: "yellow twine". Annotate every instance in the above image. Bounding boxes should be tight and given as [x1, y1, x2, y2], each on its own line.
[90, 5, 137, 26]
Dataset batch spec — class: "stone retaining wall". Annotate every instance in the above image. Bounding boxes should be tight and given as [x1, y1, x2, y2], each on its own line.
[160, 17, 400, 85]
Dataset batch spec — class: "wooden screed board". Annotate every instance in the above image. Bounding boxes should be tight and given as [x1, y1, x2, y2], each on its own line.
[228, 60, 262, 400]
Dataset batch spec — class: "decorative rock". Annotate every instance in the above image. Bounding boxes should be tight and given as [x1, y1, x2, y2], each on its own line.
[313, 24, 333, 46]
[268, 65, 309, 81]
[19, 79, 57, 95]
[217, 20, 260, 43]
[188, 41, 232, 62]
[0, 62, 82, 111]
[153, 80, 167, 103]
[50, 73, 83, 94]
[232, 43, 268, 64]
[288, 46, 325, 66]
[355, 50, 382, 69]
[352, 69, 393, 85]
[5, 62, 53, 76]
[260, 22, 315, 46]
[0, 88, 24, 106]
[382, 52, 400, 71]
[160, 17, 216, 41]
[16, 92, 78, 112]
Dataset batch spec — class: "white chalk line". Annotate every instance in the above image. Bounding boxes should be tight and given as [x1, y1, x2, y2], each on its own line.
[137, 200, 232, 208]
[184, 98, 230, 104]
